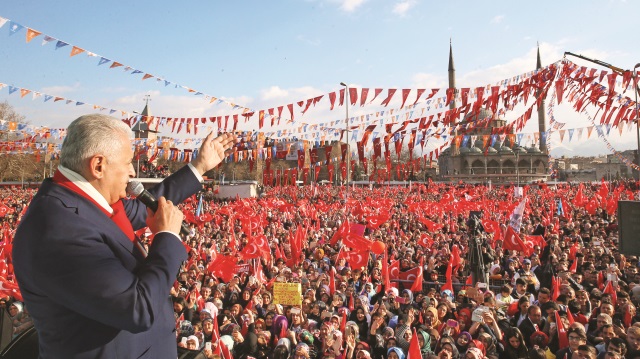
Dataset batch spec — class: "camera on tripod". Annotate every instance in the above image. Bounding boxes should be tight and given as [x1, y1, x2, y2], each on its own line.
[466, 211, 487, 285]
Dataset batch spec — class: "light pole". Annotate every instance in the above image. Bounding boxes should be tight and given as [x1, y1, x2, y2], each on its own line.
[516, 151, 520, 190]
[340, 82, 350, 192]
[634, 64, 640, 180]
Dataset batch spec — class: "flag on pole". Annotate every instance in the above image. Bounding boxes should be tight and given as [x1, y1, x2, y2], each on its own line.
[195, 193, 203, 217]
[508, 197, 527, 232]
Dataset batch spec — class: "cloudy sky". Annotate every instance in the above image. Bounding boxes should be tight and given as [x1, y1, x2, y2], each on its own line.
[0, 0, 639, 157]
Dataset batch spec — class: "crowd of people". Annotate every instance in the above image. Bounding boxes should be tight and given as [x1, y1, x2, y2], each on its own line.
[1, 175, 639, 359]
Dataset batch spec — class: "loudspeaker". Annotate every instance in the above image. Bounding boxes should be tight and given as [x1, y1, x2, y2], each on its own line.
[0, 326, 38, 359]
[618, 200, 640, 255]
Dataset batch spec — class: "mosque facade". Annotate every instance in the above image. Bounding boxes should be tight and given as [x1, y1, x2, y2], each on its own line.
[437, 45, 549, 184]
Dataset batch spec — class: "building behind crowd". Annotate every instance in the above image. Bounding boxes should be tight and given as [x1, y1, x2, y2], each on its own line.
[437, 44, 550, 184]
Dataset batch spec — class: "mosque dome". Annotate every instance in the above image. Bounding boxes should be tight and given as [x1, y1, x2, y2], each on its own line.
[513, 146, 527, 154]
[499, 146, 514, 154]
[469, 147, 482, 154]
[463, 108, 494, 123]
[459, 147, 470, 154]
[487, 147, 498, 154]
[527, 146, 542, 154]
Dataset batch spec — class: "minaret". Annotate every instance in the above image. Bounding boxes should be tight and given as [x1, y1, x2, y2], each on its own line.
[448, 39, 459, 155]
[536, 43, 548, 154]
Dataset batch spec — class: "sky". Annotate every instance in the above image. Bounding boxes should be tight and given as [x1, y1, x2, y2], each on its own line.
[0, 0, 639, 158]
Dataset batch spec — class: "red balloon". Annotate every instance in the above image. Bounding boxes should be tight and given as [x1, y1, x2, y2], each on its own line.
[371, 240, 386, 255]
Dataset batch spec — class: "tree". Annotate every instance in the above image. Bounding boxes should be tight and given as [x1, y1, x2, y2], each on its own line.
[0, 101, 26, 124]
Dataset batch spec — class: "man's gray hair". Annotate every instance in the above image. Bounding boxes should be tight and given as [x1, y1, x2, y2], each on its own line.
[60, 114, 132, 173]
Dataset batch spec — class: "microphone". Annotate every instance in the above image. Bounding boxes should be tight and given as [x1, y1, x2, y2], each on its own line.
[126, 180, 192, 237]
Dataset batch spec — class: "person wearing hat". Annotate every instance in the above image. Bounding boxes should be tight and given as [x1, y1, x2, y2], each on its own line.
[512, 258, 540, 291]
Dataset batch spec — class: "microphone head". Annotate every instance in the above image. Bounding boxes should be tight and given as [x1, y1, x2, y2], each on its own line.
[126, 180, 145, 197]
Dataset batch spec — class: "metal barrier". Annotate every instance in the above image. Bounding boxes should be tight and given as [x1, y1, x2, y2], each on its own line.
[392, 277, 507, 293]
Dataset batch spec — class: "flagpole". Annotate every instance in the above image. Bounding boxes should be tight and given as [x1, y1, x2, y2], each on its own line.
[340, 82, 350, 200]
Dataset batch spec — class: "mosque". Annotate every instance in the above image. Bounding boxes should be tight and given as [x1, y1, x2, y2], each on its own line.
[437, 45, 549, 184]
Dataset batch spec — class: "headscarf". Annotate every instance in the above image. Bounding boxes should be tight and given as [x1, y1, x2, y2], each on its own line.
[329, 329, 343, 355]
[439, 336, 461, 359]
[457, 308, 472, 329]
[295, 343, 311, 358]
[418, 329, 433, 356]
[425, 307, 441, 328]
[401, 289, 414, 303]
[467, 347, 485, 359]
[271, 315, 289, 345]
[387, 347, 406, 359]
[478, 333, 496, 356]
[471, 340, 486, 356]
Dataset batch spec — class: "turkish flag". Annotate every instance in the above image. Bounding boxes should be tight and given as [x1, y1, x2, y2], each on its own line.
[573, 183, 586, 207]
[410, 259, 424, 292]
[598, 178, 609, 199]
[382, 249, 392, 289]
[503, 226, 530, 255]
[366, 213, 390, 229]
[441, 261, 453, 293]
[482, 219, 502, 241]
[407, 328, 422, 359]
[417, 233, 433, 248]
[555, 311, 569, 349]
[347, 250, 370, 270]
[343, 234, 373, 251]
[417, 216, 444, 232]
[524, 234, 546, 250]
[552, 276, 561, 300]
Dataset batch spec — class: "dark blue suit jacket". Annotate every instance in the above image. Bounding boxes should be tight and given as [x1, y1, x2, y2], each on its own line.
[13, 165, 201, 359]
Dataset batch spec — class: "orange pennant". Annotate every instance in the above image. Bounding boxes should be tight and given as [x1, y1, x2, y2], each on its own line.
[70, 46, 85, 57]
[110, 62, 123, 68]
[142, 74, 154, 81]
[19, 89, 31, 98]
[25, 28, 41, 43]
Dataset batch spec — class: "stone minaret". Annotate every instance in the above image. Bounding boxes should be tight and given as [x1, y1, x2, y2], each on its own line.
[448, 40, 459, 155]
[536, 44, 548, 154]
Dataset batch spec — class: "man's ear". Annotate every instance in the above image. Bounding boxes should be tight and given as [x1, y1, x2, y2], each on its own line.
[87, 155, 107, 179]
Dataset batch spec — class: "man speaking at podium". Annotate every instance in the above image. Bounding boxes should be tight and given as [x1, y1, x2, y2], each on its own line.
[12, 114, 237, 358]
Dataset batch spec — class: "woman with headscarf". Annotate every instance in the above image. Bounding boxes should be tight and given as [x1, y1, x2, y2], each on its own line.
[456, 308, 472, 332]
[417, 329, 433, 359]
[325, 328, 344, 358]
[399, 289, 414, 312]
[455, 332, 472, 355]
[387, 347, 406, 359]
[423, 307, 441, 331]
[434, 335, 461, 359]
[466, 347, 486, 359]
[271, 315, 289, 347]
[272, 338, 291, 359]
[477, 332, 499, 359]
[351, 306, 371, 342]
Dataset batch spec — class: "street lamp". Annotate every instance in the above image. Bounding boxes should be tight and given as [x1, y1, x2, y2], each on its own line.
[340, 82, 350, 192]
[634, 63, 640, 180]
[516, 151, 520, 190]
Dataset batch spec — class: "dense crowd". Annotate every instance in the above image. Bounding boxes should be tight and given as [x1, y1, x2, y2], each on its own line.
[0, 177, 639, 359]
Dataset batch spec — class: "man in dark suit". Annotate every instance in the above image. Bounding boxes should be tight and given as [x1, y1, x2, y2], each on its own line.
[12, 114, 237, 359]
[518, 305, 546, 347]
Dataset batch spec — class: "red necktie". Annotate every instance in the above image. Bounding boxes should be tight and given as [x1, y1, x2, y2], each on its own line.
[53, 170, 134, 241]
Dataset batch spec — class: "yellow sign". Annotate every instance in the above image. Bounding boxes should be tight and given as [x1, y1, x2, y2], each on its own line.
[272, 283, 302, 306]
